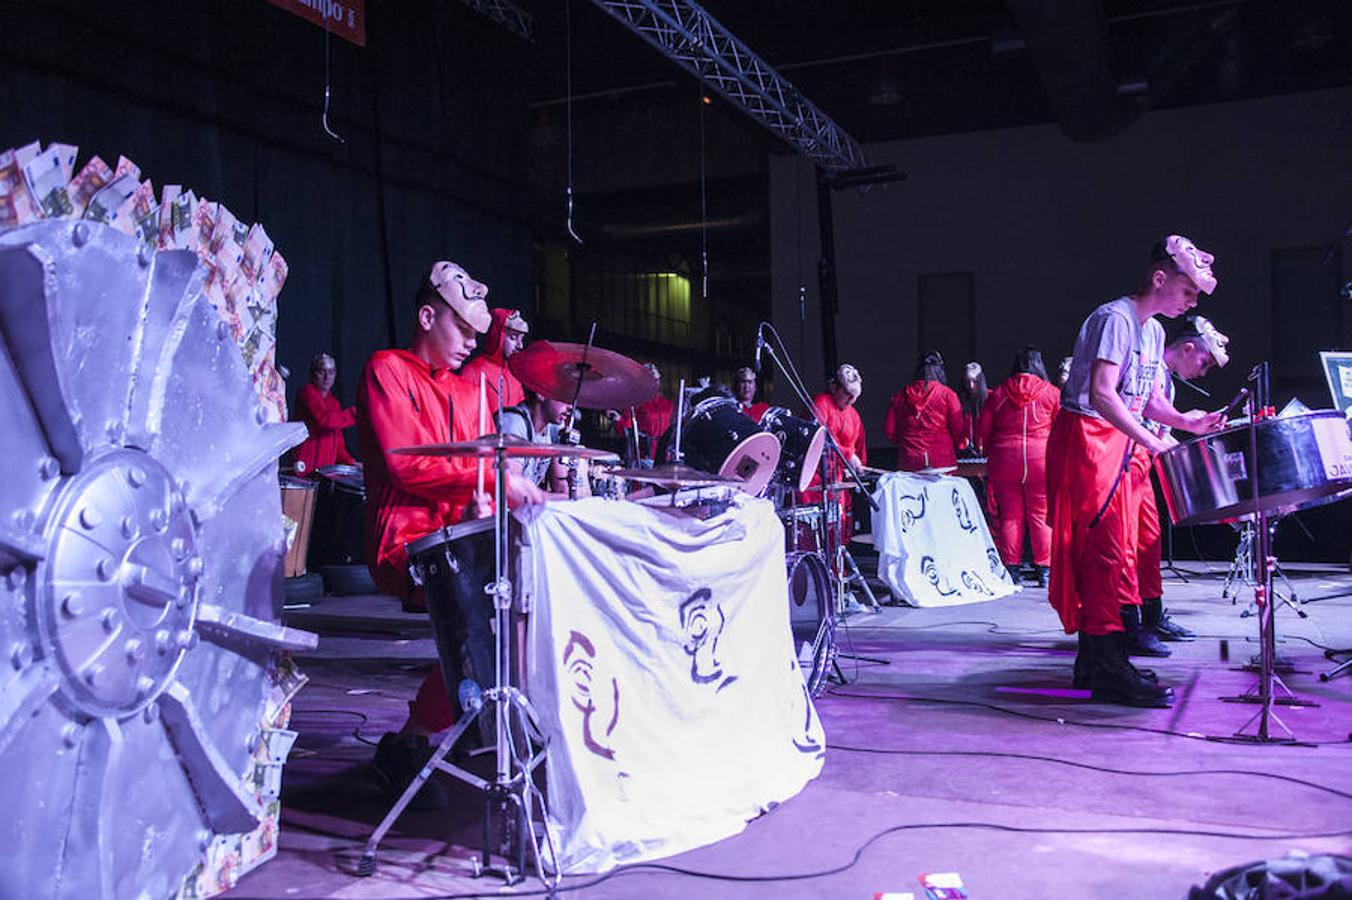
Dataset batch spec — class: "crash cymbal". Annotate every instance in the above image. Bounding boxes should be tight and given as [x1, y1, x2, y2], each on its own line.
[607, 462, 740, 488]
[509, 340, 659, 410]
[392, 434, 616, 459]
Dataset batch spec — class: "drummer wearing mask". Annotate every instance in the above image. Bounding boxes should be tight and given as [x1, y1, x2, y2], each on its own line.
[1126, 316, 1231, 656]
[356, 260, 546, 808]
[460, 308, 529, 409]
[1047, 235, 1225, 708]
[804, 364, 867, 542]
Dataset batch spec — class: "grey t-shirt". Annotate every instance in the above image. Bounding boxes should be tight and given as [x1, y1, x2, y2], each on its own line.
[1061, 296, 1165, 423]
[496, 405, 560, 486]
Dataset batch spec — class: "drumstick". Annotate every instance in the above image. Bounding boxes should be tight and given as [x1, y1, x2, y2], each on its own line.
[477, 372, 487, 496]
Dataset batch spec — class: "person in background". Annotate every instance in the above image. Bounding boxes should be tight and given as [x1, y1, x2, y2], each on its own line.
[884, 350, 964, 471]
[606, 363, 673, 463]
[496, 387, 591, 497]
[804, 364, 867, 545]
[1127, 315, 1230, 655]
[460, 308, 529, 410]
[957, 361, 989, 456]
[291, 351, 357, 474]
[1056, 356, 1074, 391]
[978, 347, 1060, 586]
[733, 366, 770, 422]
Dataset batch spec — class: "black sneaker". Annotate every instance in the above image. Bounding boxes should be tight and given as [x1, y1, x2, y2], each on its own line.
[371, 732, 449, 811]
[1154, 613, 1197, 642]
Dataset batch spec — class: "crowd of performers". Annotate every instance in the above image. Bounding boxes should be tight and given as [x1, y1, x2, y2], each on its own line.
[285, 232, 1230, 806]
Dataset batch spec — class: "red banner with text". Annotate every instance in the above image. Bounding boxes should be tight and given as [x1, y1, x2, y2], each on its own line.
[264, 0, 366, 47]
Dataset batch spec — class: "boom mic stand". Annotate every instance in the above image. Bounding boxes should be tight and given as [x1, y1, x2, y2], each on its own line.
[757, 322, 883, 625]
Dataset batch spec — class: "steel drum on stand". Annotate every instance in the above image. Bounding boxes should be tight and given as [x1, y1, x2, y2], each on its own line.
[1154, 409, 1352, 526]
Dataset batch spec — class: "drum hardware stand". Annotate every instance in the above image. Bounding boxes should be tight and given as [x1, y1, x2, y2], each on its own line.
[1225, 519, 1302, 618]
[360, 440, 559, 888]
[1216, 363, 1318, 745]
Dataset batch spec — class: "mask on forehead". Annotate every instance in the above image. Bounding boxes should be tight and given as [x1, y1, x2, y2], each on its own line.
[1191, 316, 1230, 368]
[1165, 235, 1218, 295]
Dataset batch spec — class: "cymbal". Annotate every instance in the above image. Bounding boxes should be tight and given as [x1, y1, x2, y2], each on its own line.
[509, 341, 658, 411]
[607, 462, 740, 488]
[392, 434, 616, 459]
[822, 481, 860, 492]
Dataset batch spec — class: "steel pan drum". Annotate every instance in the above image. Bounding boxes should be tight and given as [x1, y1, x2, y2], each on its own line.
[1155, 409, 1352, 526]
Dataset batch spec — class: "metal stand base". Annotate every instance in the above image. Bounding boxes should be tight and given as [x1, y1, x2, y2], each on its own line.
[357, 687, 552, 883]
[1321, 650, 1352, 682]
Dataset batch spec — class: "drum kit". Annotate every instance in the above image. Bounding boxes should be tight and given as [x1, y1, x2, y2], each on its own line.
[358, 335, 866, 883]
[1153, 367, 1352, 741]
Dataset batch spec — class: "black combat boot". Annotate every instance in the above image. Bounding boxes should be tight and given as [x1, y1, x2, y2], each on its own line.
[1144, 596, 1196, 641]
[1123, 603, 1171, 657]
[1086, 632, 1174, 708]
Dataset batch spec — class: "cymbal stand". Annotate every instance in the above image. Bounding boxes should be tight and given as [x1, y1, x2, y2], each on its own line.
[1219, 363, 1318, 744]
[561, 323, 597, 499]
[359, 439, 558, 886]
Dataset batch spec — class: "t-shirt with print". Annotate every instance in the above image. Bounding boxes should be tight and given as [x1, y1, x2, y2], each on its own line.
[1060, 296, 1164, 424]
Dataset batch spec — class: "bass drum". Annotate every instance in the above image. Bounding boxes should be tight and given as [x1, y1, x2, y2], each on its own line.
[758, 406, 826, 493]
[787, 551, 835, 697]
[668, 396, 781, 495]
[1155, 410, 1352, 526]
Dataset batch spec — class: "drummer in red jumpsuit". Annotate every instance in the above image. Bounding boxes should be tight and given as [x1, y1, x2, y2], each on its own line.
[1128, 316, 1230, 655]
[978, 347, 1060, 587]
[805, 364, 867, 544]
[607, 363, 673, 462]
[460, 307, 528, 410]
[884, 351, 964, 471]
[733, 366, 770, 422]
[291, 352, 357, 473]
[357, 260, 545, 807]
[1046, 235, 1224, 707]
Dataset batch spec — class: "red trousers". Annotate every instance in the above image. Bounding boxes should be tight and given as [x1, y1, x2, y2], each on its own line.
[1046, 413, 1144, 635]
[986, 475, 1051, 567]
[411, 666, 454, 732]
[1136, 456, 1164, 602]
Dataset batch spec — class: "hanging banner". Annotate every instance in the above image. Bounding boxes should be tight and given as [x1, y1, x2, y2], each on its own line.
[519, 495, 825, 873]
[264, 0, 366, 47]
[872, 471, 1019, 607]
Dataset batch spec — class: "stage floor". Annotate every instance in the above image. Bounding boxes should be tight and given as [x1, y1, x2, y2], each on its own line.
[229, 560, 1352, 899]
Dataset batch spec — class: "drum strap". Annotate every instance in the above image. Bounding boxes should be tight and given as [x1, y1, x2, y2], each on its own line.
[1089, 439, 1134, 530]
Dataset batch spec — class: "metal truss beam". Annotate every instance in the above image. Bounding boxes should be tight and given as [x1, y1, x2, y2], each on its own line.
[589, 0, 867, 171]
[459, 0, 534, 41]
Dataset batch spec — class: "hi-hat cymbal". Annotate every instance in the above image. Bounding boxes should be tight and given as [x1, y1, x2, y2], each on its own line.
[607, 463, 740, 488]
[392, 434, 616, 459]
[509, 340, 659, 410]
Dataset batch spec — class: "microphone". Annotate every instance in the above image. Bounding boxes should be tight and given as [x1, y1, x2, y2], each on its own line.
[753, 324, 764, 374]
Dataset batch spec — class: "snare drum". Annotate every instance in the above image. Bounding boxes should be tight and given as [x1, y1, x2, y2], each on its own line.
[676, 397, 782, 496]
[779, 505, 823, 553]
[786, 552, 835, 697]
[758, 407, 827, 493]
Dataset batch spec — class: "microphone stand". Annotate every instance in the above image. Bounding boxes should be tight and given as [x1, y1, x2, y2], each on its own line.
[759, 324, 884, 630]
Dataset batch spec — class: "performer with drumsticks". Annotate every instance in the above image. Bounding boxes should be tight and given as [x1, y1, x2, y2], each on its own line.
[356, 260, 545, 808]
[496, 387, 593, 497]
[1047, 235, 1225, 707]
[290, 351, 358, 474]
[1127, 315, 1231, 655]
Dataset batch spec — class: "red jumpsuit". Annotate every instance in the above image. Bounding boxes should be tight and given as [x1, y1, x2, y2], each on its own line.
[291, 382, 356, 472]
[459, 308, 525, 410]
[883, 381, 964, 471]
[742, 400, 771, 423]
[803, 392, 867, 543]
[357, 349, 497, 731]
[960, 409, 982, 455]
[978, 374, 1060, 567]
[1045, 415, 1145, 636]
[617, 395, 674, 460]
